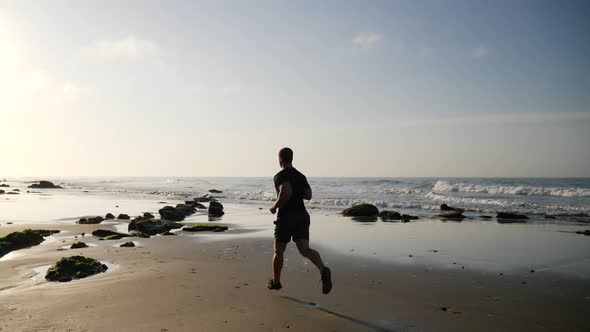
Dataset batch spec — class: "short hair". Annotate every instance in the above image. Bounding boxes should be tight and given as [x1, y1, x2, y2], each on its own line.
[279, 147, 293, 163]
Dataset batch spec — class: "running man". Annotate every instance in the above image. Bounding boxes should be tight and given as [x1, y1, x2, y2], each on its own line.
[268, 147, 332, 294]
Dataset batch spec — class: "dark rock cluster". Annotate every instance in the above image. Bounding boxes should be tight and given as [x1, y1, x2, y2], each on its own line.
[28, 181, 63, 189]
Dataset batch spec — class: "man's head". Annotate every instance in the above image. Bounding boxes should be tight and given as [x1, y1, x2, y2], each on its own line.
[278, 147, 293, 168]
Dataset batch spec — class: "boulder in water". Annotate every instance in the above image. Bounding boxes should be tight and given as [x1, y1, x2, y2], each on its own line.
[438, 211, 465, 220]
[105, 213, 115, 220]
[497, 212, 528, 220]
[120, 241, 135, 247]
[440, 204, 464, 212]
[342, 204, 379, 217]
[117, 214, 130, 220]
[0, 184, 9, 187]
[28, 181, 63, 189]
[185, 201, 207, 209]
[143, 212, 155, 219]
[176, 204, 197, 216]
[45, 256, 107, 282]
[378, 210, 401, 221]
[193, 194, 213, 203]
[575, 230, 590, 236]
[209, 189, 223, 194]
[401, 214, 419, 222]
[208, 201, 225, 217]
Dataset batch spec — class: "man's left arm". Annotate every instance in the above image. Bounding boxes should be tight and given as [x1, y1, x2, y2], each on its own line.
[270, 182, 292, 214]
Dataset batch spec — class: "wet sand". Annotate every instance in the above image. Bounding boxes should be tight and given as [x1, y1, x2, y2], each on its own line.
[1, 222, 589, 332]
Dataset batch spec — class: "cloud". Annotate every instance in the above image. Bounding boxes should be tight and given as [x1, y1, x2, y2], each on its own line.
[352, 33, 383, 48]
[471, 45, 489, 58]
[63, 82, 82, 103]
[398, 112, 590, 128]
[82, 35, 159, 61]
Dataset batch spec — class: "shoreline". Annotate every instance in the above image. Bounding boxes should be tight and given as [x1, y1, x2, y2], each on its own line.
[1, 222, 589, 331]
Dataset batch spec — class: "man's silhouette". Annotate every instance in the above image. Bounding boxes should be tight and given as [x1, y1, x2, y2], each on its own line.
[268, 147, 332, 294]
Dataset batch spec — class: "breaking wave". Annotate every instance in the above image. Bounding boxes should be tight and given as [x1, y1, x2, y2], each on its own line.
[433, 180, 590, 197]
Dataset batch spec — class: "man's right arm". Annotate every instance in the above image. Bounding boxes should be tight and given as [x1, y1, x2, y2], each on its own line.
[303, 187, 312, 200]
[303, 177, 312, 200]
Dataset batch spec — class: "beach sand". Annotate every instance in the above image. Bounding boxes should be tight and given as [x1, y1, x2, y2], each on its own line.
[1, 222, 588, 332]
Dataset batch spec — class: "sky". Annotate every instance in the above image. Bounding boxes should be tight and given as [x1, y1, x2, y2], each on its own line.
[0, 0, 589, 177]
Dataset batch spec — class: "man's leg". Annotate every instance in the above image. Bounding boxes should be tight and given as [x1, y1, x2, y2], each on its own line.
[273, 240, 287, 283]
[296, 239, 332, 294]
[295, 240, 324, 271]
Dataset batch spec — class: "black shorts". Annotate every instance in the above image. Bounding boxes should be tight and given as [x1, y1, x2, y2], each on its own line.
[274, 211, 310, 243]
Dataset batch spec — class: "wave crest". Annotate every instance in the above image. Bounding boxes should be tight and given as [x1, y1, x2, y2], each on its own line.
[433, 180, 590, 197]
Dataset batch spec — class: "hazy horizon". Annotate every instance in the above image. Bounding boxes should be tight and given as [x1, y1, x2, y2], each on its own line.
[1, 0, 588, 178]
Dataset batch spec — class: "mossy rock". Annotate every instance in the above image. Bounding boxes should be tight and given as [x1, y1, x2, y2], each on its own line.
[0, 229, 59, 258]
[342, 204, 379, 217]
[102, 234, 126, 240]
[32, 229, 60, 237]
[45, 255, 107, 282]
[128, 218, 183, 236]
[70, 241, 88, 249]
[91, 229, 130, 239]
[183, 224, 228, 232]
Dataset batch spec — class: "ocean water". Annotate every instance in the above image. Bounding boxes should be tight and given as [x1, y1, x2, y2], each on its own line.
[38, 177, 590, 221]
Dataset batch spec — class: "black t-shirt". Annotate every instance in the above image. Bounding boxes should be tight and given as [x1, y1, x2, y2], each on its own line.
[273, 167, 310, 216]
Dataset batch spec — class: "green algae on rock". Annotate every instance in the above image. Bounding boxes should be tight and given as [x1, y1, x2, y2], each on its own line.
[45, 255, 108, 282]
[182, 224, 228, 232]
[70, 241, 89, 249]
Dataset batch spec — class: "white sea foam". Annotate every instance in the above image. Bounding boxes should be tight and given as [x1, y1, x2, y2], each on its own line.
[425, 191, 590, 215]
[433, 180, 590, 197]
